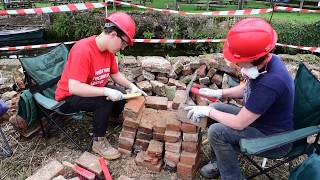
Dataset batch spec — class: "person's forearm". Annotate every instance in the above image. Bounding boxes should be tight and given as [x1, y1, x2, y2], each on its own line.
[68, 79, 105, 97]
[110, 72, 132, 89]
[221, 83, 245, 98]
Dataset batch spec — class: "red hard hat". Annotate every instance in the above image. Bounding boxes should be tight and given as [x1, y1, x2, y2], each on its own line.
[223, 18, 277, 63]
[105, 12, 136, 46]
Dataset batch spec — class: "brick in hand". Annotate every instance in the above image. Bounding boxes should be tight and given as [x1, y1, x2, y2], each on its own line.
[123, 96, 145, 120]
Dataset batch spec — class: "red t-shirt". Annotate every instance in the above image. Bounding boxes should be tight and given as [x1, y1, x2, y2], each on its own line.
[55, 36, 119, 101]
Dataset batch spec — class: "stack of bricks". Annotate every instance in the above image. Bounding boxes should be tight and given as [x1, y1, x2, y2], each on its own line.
[135, 140, 164, 172]
[133, 108, 157, 153]
[177, 123, 201, 179]
[120, 96, 202, 179]
[118, 96, 145, 155]
[163, 112, 182, 171]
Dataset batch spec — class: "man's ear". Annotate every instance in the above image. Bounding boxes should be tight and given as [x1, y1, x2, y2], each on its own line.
[109, 31, 118, 37]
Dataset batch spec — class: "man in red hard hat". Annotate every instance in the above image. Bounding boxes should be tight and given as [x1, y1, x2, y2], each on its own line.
[185, 18, 294, 179]
[55, 12, 146, 160]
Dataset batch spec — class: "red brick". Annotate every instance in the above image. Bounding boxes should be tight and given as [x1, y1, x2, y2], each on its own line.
[122, 125, 137, 133]
[177, 162, 195, 180]
[182, 66, 193, 76]
[146, 160, 163, 172]
[164, 151, 180, 163]
[182, 141, 198, 153]
[135, 139, 150, 150]
[166, 116, 181, 132]
[119, 135, 135, 150]
[165, 140, 181, 153]
[153, 116, 167, 133]
[120, 130, 136, 139]
[139, 108, 157, 134]
[145, 96, 168, 110]
[176, 107, 208, 128]
[183, 132, 199, 142]
[26, 160, 64, 180]
[196, 95, 209, 106]
[181, 123, 198, 133]
[119, 143, 133, 151]
[164, 130, 181, 143]
[157, 76, 169, 84]
[136, 131, 153, 140]
[124, 96, 145, 120]
[123, 108, 144, 129]
[197, 64, 207, 78]
[167, 101, 173, 110]
[172, 90, 187, 110]
[143, 153, 159, 165]
[153, 132, 164, 141]
[146, 140, 163, 158]
[207, 67, 216, 78]
[180, 151, 198, 166]
[118, 147, 132, 155]
[164, 159, 177, 169]
[75, 152, 103, 176]
[135, 151, 145, 166]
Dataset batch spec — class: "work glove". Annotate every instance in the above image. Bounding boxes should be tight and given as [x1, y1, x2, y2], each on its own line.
[129, 83, 148, 96]
[184, 106, 213, 123]
[103, 88, 124, 101]
[199, 88, 222, 99]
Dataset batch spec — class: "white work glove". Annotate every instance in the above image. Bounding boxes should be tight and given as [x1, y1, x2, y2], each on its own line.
[129, 83, 148, 96]
[199, 88, 222, 99]
[103, 88, 124, 101]
[184, 106, 213, 123]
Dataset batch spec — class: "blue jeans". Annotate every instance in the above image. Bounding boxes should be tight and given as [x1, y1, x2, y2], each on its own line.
[208, 102, 292, 180]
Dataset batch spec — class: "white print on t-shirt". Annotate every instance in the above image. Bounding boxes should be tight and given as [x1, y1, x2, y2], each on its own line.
[90, 68, 110, 86]
[243, 79, 251, 104]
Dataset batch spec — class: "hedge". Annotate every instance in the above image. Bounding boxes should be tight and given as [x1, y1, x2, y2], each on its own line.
[46, 11, 320, 56]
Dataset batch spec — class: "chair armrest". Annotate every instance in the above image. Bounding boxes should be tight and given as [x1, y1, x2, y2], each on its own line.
[240, 126, 320, 155]
[33, 92, 65, 110]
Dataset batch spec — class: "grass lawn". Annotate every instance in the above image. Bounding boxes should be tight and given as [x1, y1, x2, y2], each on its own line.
[0, 0, 319, 23]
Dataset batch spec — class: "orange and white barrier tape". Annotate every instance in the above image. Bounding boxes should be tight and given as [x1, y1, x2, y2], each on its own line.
[275, 6, 320, 13]
[0, 1, 318, 16]
[134, 39, 226, 43]
[276, 43, 320, 53]
[0, 39, 319, 53]
[0, 3, 106, 15]
[0, 41, 75, 51]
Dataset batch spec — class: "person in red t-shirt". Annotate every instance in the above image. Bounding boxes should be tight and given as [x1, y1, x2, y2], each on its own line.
[55, 12, 146, 160]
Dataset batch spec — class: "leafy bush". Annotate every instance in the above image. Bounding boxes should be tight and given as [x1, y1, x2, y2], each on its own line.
[47, 11, 319, 56]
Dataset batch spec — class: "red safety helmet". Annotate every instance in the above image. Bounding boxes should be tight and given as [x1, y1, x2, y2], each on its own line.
[105, 12, 136, 46]
[223, 18, 277, 63]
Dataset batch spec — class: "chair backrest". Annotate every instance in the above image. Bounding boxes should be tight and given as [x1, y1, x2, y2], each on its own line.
[293, 63, 320, 130]
[19, 44, 68, 99]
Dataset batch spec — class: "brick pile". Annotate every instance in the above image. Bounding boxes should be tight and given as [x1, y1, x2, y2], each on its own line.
[118, 96, 145, 155]
[119, 96, 203, 179]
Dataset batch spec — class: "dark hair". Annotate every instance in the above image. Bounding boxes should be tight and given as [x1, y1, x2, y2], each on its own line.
[104, 23, 125, 38]
[251, 54, 268, 66]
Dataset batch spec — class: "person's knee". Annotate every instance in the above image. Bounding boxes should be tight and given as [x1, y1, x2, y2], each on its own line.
[208, 123, 228, 143]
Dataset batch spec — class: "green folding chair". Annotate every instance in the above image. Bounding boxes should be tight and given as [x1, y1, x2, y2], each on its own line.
[19, 44, 88, 151]
[240, 63, 320, 179]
